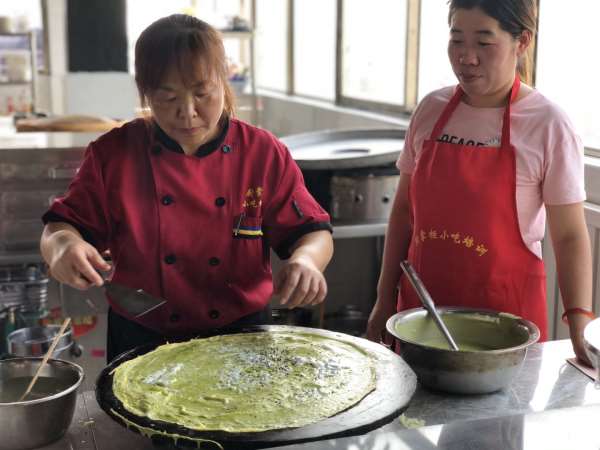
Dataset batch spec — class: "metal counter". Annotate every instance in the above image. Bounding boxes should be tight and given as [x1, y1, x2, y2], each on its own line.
[36, 339, 600, 450]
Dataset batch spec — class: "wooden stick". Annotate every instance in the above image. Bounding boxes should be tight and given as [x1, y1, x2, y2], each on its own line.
[18, 317, 71, 402]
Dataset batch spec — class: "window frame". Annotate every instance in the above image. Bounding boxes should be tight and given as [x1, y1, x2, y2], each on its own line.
[260, 0, 599, 153]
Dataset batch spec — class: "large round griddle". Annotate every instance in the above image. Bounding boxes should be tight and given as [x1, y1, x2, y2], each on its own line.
[281, 128, 406, 170]
[96, 325, 416, 449]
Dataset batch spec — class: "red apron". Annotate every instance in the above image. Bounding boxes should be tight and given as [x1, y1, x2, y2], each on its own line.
[399, 76, 548, 341]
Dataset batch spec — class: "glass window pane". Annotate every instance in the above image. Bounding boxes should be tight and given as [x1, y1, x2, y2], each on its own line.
[536, 1, 600, 148]
[341, 0, 406, 105]
[418, 1, 456, 101]
[255, 0, 288, 92]
[126, 0, 193, 73]
[293, 0, 336, 100]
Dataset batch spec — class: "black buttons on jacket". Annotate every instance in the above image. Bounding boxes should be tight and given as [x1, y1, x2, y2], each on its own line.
[215, 197, 226, 207]
[164, 254, 177, 265]
[221, 144, 231, 154]
[209, 309, 220, 319]
[208, 257, 220, 266]
[161, 195, 174, 206]
[169, 313, 180, 323]
[151, 145, 162, 155]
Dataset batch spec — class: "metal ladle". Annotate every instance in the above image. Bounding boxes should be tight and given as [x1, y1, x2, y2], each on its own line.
[400, 260, 459, 351]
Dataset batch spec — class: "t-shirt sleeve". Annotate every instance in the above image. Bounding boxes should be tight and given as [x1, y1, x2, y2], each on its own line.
[41, 142, 111, 250]
[542, 117, 586, 206]
[397, 97, 428, 174]
[263, 142, 332, 260]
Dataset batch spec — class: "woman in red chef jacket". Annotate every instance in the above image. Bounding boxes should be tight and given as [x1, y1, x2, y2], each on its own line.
[40, 15, 333, 361]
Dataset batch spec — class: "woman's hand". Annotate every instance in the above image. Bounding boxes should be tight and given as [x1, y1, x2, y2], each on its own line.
[567, 312, 594, 367]
[366, 295, 397, 344]
[273, 255, 327, 308]
[42, 225, 110, 290]
[546, 203, 594, 366]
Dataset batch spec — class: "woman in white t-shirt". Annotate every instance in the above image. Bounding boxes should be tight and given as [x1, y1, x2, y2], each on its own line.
[366, 0, 594, 364]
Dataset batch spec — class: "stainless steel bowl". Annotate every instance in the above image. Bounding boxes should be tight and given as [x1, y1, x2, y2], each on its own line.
[7, 324, 74, 358]
[386, 307, 539, 394]
[0, 357, 84, 450]
[583, 317, 600, 381]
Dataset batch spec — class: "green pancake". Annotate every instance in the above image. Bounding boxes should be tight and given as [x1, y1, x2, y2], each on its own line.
[112, 331, 377, 433]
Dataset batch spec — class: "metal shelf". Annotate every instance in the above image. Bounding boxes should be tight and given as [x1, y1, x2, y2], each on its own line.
[0, 30, 36, 113]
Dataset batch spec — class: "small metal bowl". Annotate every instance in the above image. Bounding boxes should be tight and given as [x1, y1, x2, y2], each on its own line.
[386, 307, 539, 394]
[7, 324, 74, 358]
[0, 357, 84, 450]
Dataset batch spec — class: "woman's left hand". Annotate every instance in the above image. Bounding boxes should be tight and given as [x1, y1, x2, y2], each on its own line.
[568, 312, 594, 367]
[273, 256, 328, 309]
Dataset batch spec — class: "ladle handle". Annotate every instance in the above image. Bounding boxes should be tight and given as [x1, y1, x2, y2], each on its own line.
[400, 261, 459, 351]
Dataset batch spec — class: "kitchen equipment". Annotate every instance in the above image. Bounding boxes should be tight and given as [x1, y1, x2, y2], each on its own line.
[104, 281, 167, 318]
[19, 317, 70, 401]
[324, 305, 368, 336]
[7, 323, 78, 360]
[0, 263, 48, 311]
[0, 263, 49, 354]
[387, 307, 539, 394]
[282, 128, 405, 224]
[329, 167, 399, 223]
[0, 357, 84, 450]
[400, 260, 459, 351]
[583, 317, 600, 384]
[96, 325, 417, 448]
[271, 307, 313, 326]
[282, 128, 406, 170]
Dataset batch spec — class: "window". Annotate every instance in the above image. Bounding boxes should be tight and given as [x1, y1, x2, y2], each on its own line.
[340, 0, 407, 107]
[293, 0, 336, 100]
[536, 0, 600, 149]
[418, 1, 456, 101]
[255, 0, 288, 92]
[126, 0, 193, 73]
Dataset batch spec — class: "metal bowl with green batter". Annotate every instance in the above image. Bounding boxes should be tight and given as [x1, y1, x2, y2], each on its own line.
[386, 307, 539, 394]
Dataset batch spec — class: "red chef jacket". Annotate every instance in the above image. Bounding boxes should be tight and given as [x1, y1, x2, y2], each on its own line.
[45, 118, 331, 334]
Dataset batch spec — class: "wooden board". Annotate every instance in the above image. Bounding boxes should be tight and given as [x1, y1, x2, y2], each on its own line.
[96, 325, 417, 449]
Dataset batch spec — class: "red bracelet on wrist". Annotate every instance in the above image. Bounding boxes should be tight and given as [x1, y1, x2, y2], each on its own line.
[561, 307, 595, 323]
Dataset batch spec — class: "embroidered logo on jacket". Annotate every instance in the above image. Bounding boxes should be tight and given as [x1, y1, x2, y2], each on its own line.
[243, 187, 263, 209]
[234, 187, 264, 238]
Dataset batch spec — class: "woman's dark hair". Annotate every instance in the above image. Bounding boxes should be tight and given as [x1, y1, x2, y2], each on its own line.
[134, 14, 235, 117]
[448, 0, 537, 84]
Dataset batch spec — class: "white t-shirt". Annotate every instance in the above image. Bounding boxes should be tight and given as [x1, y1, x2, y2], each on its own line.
[398, 86, 586, 258]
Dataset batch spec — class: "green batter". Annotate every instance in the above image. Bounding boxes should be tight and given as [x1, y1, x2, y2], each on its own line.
[112, 331, 377, 433]
[393, 312, 529, 351]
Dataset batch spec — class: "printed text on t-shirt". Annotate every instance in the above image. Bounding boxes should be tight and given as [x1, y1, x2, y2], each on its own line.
[436, 134, 500, 147]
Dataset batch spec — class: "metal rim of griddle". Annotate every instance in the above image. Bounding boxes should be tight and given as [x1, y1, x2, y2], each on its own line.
[95, 325, 416, 450]
[281, 128, 407, 170]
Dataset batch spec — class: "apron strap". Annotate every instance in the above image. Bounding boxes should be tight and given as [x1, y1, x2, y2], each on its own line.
[428, 86, 464, 141]
[501, 75, 521, 148]
[429, 74, 522, 148]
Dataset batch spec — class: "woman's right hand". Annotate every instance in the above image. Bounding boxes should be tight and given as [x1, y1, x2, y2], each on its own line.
[366, 295, 398, 344]
[46, 230, 111, 290]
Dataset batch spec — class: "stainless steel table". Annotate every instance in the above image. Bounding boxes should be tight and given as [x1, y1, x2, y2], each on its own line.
[37, 340, 600, 450]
